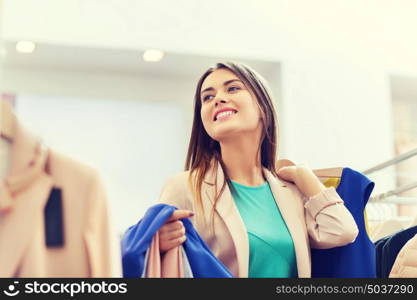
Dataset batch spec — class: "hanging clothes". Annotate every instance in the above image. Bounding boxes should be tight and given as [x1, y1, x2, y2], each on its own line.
[121, 204, 233, 278]
[311, 168, 376, 277]
[374, 225, 417, 278]
[0, 121, 121, 277]
[389, 233, 417, 277]
[374, 235, 391, 278]
[142, 231, 193, 278]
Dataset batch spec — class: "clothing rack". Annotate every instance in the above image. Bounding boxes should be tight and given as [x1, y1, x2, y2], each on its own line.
[369, 181, 417, 203]
[371, 197, 417, 205]
[362, 147, 417, 175]
[363, 147, 417, 204]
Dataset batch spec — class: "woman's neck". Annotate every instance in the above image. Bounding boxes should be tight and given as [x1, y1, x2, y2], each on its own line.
[219, 134, 264, 187]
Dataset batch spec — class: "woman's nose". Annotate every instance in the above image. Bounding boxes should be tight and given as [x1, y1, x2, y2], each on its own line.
[214, 98, 227, 106]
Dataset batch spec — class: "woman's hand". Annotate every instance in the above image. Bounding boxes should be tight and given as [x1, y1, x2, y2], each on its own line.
[276, 159, 325, 198]
[159, 210, 194, 254]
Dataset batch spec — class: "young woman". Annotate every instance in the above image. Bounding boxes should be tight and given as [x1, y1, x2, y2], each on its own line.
[157, 62, 358, 278]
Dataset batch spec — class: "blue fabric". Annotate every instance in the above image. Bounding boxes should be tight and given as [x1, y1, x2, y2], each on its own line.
[376, 225, 417, 278]
[121, 204, 233, 278]
[311, 168, 376, 278]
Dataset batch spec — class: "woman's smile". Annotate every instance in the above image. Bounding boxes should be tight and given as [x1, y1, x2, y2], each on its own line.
[213, 108, 238, 122]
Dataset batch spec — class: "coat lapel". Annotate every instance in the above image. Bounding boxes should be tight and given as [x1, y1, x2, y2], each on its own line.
[0, 121, 53, 276]
[263, 169, 311, 277]
[202, 161, 249, 277]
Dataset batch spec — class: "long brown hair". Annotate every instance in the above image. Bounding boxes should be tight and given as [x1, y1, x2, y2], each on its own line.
[185, 62, 279, 226]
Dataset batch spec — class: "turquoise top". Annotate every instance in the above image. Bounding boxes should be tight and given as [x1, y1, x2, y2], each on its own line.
[230, 180, 298, 278]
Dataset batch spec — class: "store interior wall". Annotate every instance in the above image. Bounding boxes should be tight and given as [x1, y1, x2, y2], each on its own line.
[2, 0, 417, 233]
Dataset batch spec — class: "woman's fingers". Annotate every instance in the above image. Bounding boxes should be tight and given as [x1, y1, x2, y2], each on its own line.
[277, 166, 297, 182]
[167, 227, 186, 241]
[160, 220, 183, 233]
[159, 209, 192, 253]
[161, 236, 187, 251]
[166, 209, 194, 223]
[160, 226, 185, 241]
[276, 159, 296, 170]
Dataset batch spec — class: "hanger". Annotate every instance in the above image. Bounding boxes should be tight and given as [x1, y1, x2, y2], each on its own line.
[0, 100, 16, 143]
[313, 167, 343, 179]
[276, 159, 343, 179]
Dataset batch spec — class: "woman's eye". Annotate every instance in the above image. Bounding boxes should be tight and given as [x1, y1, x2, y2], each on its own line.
[228, 86, 240, 92]
[203, 95, 213, 102]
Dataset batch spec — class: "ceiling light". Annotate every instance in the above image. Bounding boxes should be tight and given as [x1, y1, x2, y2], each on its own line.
[16, 41, 36, 54]
[143, 49, 164, 62]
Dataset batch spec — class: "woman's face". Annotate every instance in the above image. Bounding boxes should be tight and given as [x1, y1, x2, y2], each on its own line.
[200, 68, 263, 142]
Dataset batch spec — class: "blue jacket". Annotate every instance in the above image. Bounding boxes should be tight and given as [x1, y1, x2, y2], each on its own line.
[311, 168, 376, 277]
[121, 204, 233, 278]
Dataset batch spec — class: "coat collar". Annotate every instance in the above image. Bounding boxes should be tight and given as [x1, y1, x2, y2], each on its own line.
[0, 118, 53, 276]
[9, 120, 44, 175]
[0, 120, 49, 212]
[201, 160, 303, 277]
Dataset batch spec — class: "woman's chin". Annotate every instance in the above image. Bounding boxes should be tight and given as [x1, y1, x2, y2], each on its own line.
[209, 127, 244, 141]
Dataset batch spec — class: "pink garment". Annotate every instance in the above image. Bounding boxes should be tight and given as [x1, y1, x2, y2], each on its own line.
[145, 231, 185, 278]
[0, 120, 121, 277]
[0, 143, 47, 212]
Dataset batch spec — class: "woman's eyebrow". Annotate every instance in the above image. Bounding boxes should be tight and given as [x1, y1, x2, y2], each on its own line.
[201, 79, 243, 95]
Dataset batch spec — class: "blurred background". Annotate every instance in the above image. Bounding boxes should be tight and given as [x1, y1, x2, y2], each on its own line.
[1, 0, 417, 235]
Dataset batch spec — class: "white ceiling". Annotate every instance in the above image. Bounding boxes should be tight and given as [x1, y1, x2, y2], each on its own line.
[1, 40, 279, 80]
[3, 0, 417, 75]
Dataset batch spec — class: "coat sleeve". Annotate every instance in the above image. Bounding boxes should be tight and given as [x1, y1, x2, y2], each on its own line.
[157, 172, 193, 212]
[84, 171, 123, 277]
[302, 186, 359, 249]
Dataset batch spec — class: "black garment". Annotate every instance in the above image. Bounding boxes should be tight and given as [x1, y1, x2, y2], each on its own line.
[374, 225, 417, 278]
[374, 235, 390, 277]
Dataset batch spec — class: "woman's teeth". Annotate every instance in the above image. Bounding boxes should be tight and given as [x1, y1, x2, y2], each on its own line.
[216, 111, 236, 121]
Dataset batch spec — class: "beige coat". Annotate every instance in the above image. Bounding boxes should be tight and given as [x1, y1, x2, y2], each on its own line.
[389, 233, 417, 278]
[0, 121, 121, 277]
[159, 161, 359, 277]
